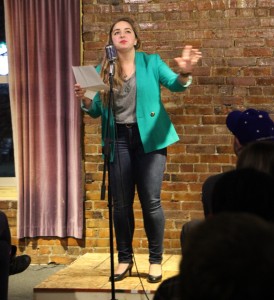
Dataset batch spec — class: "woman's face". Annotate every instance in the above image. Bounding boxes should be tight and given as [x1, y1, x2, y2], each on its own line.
[111, 21, 137, 53]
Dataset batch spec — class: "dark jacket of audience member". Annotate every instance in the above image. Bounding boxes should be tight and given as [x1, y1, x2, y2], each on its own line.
[211, 168, 274, 222]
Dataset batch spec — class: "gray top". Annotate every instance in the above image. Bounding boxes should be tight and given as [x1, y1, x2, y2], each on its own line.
[113, 73, 136, 124]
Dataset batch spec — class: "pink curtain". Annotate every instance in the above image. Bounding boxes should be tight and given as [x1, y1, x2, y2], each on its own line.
[4, 0, 83, 238]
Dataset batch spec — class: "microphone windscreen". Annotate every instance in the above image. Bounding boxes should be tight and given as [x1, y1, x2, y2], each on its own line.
[105, 45, 117, 62]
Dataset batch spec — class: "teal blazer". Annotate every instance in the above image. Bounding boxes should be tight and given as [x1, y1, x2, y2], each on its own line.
[82, 51, 191, 161]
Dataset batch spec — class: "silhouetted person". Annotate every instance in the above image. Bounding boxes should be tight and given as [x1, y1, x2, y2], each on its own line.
[0, 211, 31, 300]
[179, 213, 274, 300]
[0, 211, 10, 300]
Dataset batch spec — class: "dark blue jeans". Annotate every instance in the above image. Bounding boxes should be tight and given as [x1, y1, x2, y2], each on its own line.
[110, 124, 166, 264]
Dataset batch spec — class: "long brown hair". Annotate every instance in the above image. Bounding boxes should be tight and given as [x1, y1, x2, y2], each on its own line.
[100, 17, 141, 106]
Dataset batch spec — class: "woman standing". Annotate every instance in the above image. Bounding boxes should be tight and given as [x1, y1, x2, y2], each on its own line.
[75, 17, 201, 283]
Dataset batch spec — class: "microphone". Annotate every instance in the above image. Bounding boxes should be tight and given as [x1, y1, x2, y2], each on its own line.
[105, 44, 117, 63]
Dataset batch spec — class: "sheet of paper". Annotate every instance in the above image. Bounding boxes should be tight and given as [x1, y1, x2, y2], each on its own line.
[84, 90, 96, 99]
[72, 65, 108, 92]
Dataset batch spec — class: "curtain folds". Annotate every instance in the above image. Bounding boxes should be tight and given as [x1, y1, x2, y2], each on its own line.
[4, 0, 83, 238]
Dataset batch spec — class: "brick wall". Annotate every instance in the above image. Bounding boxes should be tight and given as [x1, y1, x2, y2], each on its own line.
[3, 0, 274, 264]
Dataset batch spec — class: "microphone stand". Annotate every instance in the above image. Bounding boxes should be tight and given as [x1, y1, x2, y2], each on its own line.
[101, 60, 117, 300]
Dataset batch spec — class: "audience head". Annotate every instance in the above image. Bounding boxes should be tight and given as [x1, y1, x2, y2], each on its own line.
[180, 213, 274, 300]
[211, 168, 274, 222]
[226, 108, 274, 155]
[236, 140, 274, 177]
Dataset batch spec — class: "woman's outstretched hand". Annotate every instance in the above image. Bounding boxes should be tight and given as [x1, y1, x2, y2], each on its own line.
[174, 45, 202, 74]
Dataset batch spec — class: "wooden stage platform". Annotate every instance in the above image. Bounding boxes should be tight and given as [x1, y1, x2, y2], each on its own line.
[33, 253, 181, 300]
